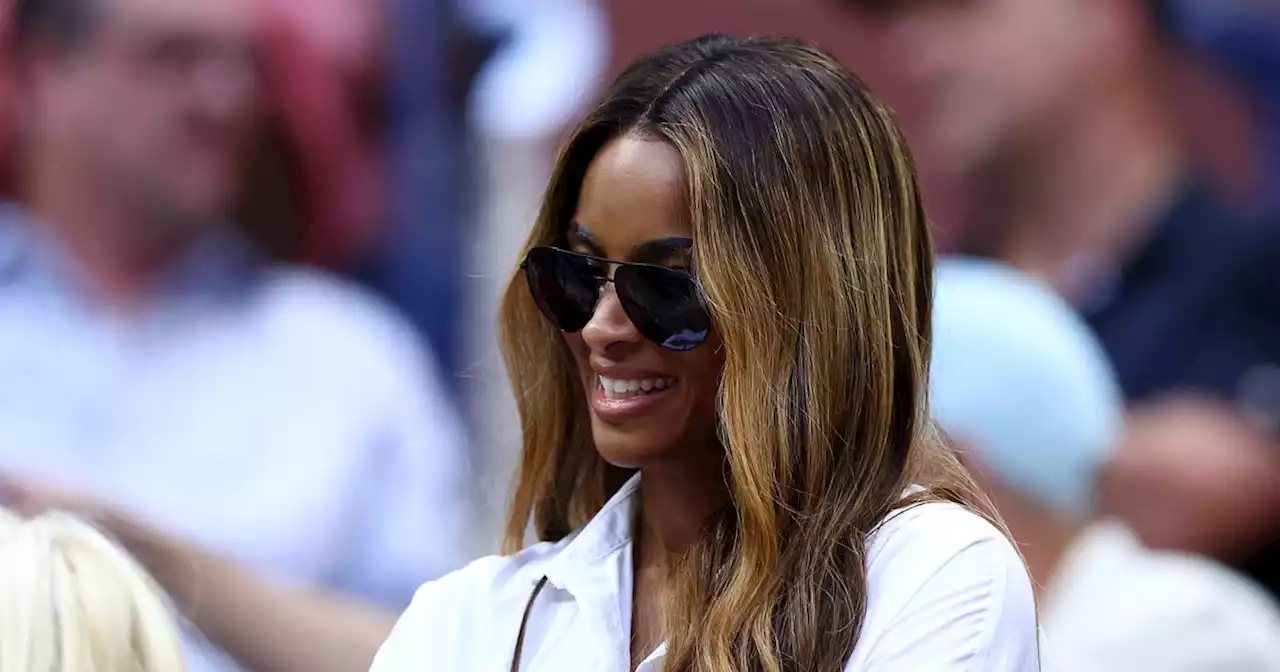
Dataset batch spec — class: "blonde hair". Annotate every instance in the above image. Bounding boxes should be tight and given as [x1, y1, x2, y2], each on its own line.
[0, 508, 187, 672]
[499, 34, 993, 672]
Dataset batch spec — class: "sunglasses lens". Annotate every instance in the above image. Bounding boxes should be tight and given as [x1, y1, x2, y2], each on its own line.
[616, 265, 710, 351]
[523, 247, 602, 333]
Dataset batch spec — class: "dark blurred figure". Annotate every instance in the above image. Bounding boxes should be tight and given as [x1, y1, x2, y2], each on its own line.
[931, 258, 1280, 670]
[846, 0, 1280, 598]
[0, 0, 473, 669]
[1178, 0, 1280, 216]
[354, 0, 502, 392]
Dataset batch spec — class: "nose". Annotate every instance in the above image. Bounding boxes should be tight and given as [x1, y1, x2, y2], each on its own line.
[580, 283, 644, 357]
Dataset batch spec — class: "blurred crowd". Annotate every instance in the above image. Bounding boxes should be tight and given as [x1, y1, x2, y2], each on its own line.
[0, 0, 1278, 669]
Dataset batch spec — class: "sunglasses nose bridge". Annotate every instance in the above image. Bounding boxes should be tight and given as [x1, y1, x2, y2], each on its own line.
[581, 280, 644, 350]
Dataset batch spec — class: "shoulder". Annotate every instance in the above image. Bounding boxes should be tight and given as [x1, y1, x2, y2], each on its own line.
[254, 267, 421, 356]
[1131, 555, 1280, 663]
[1100, 539, 1280, 653]
[848, 501, 1039, 671]
[248, 266, 447, 393]
[866, 499, 1024, 583]
[411, 536, 570, 603]
[371, 538, 573, 670]
[1045, 524, 1280, 668]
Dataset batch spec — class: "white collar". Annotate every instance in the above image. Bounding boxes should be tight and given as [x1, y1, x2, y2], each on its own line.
[542, 473, 642, 596]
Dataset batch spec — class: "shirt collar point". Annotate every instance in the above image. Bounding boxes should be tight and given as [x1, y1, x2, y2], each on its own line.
[542, 473, 642, 589]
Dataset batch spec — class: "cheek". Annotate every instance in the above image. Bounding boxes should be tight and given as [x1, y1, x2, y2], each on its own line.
[564, 333, 592, 371]
[677, 342, 725, 418]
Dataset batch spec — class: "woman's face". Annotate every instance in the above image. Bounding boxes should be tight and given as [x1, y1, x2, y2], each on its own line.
[566, 135, 724, 469]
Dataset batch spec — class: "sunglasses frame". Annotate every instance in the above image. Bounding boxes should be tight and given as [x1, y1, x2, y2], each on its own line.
[520, 245, 710, 351]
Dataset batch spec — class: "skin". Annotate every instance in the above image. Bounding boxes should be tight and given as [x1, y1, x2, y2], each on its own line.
[0, 472, 396, 672]
[859, 0, 1105, 175]
[566, 134, 727, 669]
[16, 0, 258, 304]
[861, 0, 1179, 295]
[1101, 396, 1280, 563]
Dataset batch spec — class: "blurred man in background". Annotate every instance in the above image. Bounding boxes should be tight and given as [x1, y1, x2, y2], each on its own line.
[0, 0, 474, 669]
[848, 0, 1280, 598]
[931, 258, 1280, 670]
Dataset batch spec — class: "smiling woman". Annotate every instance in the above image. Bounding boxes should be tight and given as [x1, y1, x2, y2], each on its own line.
[373, 34, 1039, 672]
[522, 136, 722, 470]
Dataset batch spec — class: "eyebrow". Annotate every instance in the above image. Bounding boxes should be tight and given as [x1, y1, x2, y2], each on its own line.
[568, 223, 693, 265]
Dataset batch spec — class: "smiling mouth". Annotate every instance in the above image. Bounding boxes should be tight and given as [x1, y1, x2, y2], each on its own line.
[598, 375, 678, 401]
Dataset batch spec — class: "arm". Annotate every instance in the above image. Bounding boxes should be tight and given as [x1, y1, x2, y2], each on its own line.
[155, 315, 476, 670]
[127, 521, 398, 672]
[1103, 395, 1280, 563]
[1100, 224, 1280, 567]
[0, 475, 397, 672]
[0, 304, 477, 671]
[170, 301, 478, 669]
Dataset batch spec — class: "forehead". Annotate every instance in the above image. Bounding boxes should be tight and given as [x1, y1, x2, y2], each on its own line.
[572, 135, 691, 258]
[102, 0, 254, 36]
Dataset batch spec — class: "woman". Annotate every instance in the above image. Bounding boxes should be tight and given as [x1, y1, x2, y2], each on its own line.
[372, 34, 1038, 671]
[0, 508, 186, 671]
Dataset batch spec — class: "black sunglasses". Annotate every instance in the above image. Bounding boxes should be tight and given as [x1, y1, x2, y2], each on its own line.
[521, 246, 711, 351]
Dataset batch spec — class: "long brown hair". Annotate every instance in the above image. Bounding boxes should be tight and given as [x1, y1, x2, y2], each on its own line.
[498, 34, 990, 672]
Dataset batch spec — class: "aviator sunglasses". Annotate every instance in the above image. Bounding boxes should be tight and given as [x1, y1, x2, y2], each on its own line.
[521, 246, 711, 351]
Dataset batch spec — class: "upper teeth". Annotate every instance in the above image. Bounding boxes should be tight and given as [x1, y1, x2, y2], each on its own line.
[599, 375, 676, 399]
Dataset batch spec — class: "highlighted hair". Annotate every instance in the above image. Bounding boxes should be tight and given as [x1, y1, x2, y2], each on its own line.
[0, 508, 187, 672]
[500, 34, 998, 671]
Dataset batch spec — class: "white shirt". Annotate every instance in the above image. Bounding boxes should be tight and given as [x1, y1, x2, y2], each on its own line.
[0, 212, 476, 672]
[1041, 521, 1280, 671]
[372, 475, 1040, 671]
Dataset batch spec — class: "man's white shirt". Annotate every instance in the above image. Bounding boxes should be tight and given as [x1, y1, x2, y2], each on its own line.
[0, 209, 476, 671]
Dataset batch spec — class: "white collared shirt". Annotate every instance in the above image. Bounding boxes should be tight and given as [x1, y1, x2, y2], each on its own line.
[1041, 521, 1280, 671]
[372, 475, 1039, 671]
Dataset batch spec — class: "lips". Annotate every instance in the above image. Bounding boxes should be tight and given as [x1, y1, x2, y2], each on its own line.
[598, 375, 678, 400]
[588, 373, 678, 423]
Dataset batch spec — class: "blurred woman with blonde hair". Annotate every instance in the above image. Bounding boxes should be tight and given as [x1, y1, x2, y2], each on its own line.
[374, 34, 1038, 671]
[0, 508, 186, 672]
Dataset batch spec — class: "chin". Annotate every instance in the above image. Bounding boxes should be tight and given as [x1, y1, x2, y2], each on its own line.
[591, 419, 683, 470]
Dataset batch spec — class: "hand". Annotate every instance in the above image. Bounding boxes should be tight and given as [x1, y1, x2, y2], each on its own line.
[1100, 395, 1280, 562]
[0, 471, 175, 568]
[0, 472, 117, 523]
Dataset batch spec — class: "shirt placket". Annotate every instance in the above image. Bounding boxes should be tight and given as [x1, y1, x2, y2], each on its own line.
[571, 583, 630, 671]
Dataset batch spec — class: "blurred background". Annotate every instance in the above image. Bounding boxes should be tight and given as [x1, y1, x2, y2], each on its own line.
[1, 0, 1278, 668]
